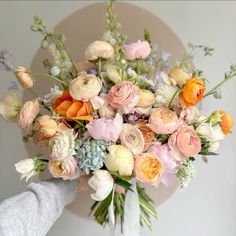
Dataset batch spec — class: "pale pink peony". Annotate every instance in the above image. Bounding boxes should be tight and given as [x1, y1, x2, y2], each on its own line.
[147, 107, 179, 134]
[124, 40, 151, 61]
[86, 113, 123, 142]
[17, 99, 40, 130]
[106, 81, 140, 114]
[148, 142, 178, 186]
[168, 125, 201, 162]
[49, 157, 80, 180]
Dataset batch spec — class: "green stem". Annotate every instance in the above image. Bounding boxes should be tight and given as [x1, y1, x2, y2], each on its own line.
[204, 79, 227, 98]
[168, 89, 180, 108]
[97, 58, 102, 78]
[140, 209, 152, 230]
[31, 72, 68, 86]
[137, 59, 141, 74]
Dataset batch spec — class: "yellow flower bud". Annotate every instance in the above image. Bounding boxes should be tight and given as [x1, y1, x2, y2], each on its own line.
[137, 89, 155, 107]
[169, 67, 190, 87]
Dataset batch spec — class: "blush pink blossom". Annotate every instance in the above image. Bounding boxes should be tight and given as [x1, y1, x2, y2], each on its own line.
[147, 107, 179, 134]
[168, 125, 201, 162]
[107, 81, 140, 114]
[17, 99, 40, 131]
[124, 40, 151, 61]
[148, 142, 178, 186]
[86, 113, 123, 142]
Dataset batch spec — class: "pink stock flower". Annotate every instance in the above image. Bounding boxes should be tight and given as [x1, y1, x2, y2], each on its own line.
[107, 81, 140, 114]
[17, 99, 40, 130]
[86, 113, 123, 142]
[147, 107, 179, 134]
[168, 125, 201, 162]
[124, 40, 151, 61]
[148, 142, 178, 186]
[49, 157, 80, 180]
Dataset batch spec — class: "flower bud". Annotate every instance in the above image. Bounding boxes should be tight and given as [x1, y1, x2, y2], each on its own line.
[137, 89, 155, 107]
[16, 66, 34, 89]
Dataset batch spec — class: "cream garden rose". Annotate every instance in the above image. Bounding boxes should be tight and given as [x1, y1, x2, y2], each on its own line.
[104, 145, 134, 176]
[69, 73, 102, 100]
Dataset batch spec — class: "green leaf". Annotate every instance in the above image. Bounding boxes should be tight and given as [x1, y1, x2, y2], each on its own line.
[114, 178, 133, 191]
[144, 28, 152, 44]
[199, 151, 219, 156]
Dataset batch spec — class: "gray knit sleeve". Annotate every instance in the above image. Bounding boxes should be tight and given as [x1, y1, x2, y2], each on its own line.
[0, 179, 77, 236]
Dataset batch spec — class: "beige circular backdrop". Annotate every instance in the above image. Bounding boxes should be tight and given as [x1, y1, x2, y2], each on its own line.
[25, 2, 185, 219]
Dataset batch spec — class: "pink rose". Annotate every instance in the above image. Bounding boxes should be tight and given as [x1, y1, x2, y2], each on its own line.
[17, 99, 40, 130]
[168, 125, 201, 161]
[107, 81, 140, 114]
[148, 142, 178, 186]
[124, 40, 151, 61]
[86, 113, 123, 142]
[147, 107, 179, 134]
[49, 157, 80, 180]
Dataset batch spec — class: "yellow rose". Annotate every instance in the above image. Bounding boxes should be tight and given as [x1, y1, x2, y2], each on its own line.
[169, 67, 190, 87]
[104, 145, 134, 176]
[137, 89, 155, 107]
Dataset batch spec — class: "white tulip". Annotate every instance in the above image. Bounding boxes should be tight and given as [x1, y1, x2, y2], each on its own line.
[15, 159, 36, 182]
[85, 40, 114, 61]
[196, 123, 212, 137]
[0, 93, 20, 122]
[208, 142, 220, 152]
[88, 170, 114, 201]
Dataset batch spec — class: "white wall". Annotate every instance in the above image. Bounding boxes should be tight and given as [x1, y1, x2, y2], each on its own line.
[0, 1, 236, 236]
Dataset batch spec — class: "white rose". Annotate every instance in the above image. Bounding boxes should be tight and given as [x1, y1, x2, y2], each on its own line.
[210, 125, 225, 142]
[0, 93, 20, 122]
[85, 40, 114, 61]
[208, 142, 220, 152]
[104, 64, 121, 83]
[196, 123, 212, 137]
[49, 129, 76, 160]
[88, 170, 114, 201]
[15, 159, 36, 182]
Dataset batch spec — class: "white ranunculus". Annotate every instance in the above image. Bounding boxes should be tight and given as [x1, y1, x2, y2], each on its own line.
[88, 170, 114, 201]
[49, 129, 76, 160]
[154, 83, 179, 107]
[15, 159, 36, 182]
[85, 40, 114, 61]
[0, 93, 20, 122]
[196, 123, 212, 137]
[208, 142, 220, 152]
[210, 125, 225, 142]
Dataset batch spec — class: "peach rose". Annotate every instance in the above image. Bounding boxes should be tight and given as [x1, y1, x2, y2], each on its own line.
[49, 157, 80, 180]
[219, 110, 233, 135]
[180, 78, 205, 107]
[168, 125, 201, 161]
[16, 66, 34, 89]
[134, 153, 165, 186]
[17, 99, 40, 130]
[107, 81, 140, 113]
[148, 107, 179, 134]
[124, 40, 151, 61]
[54, 90, 93, 121]
[35, 115, 57, 139]
[136, 122, 156, 150]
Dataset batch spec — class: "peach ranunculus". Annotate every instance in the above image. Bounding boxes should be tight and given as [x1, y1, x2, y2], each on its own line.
[15, 66, 34, 89]
[86, 113, 123, 142]
[106, 81, 140, 114]
[54, 90, 93, 121]
[120, 124, 145, 155]
[49, 157, 80, 180]
[69, 74, 102, 100]
[219, 111, 233, 135]
[35, 115, 57, 139]
[180, 77, 205, 107]
[135, 122, 156, 151]
[147, 107, 179, 134]
[124, 40, 151, 61]
[17, 99, 40, 130]
[168, 125, 201, 162]
[134, 153, 165, 186]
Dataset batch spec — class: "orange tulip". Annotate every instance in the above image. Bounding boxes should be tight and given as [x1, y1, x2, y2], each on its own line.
[180, 78, 205, 107]
[54, 90, 93, 121]
[219, 111, 233, 135]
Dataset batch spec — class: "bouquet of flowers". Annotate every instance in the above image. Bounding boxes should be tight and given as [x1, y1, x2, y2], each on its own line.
[0, 0, 234, 234]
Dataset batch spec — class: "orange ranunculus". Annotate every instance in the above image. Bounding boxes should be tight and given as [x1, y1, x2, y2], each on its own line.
[54, 90, 93, 121]
[180, 78, 205, 107]
[219, 111, 233, 135]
